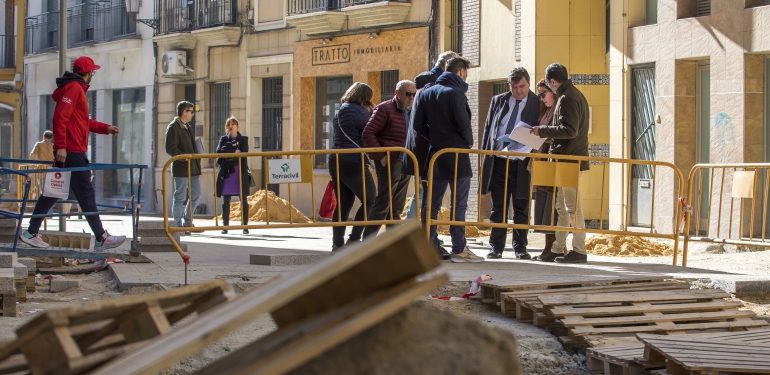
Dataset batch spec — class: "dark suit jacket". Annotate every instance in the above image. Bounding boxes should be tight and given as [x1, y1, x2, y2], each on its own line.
[479, 90, 540, 198]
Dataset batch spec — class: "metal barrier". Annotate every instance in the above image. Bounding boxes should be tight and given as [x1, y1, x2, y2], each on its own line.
[0, 158, 147, 256]
[424, 148, 688, 266]
[0, 167, 31, 251]
[161, 147, 421, 262]
[682, 163, 770, 266]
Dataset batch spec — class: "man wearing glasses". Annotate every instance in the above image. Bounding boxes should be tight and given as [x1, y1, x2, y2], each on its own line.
[479, 67, 540, 260]
[165, 101, 201, 233]
[361, 80, 417, 239]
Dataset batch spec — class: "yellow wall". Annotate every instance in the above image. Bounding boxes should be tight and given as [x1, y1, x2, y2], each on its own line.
[535, 0, 609, 221]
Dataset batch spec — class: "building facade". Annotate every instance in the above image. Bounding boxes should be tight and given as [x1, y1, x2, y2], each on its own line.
[23, 0, 155, 209]
[609, 1, 770, 234]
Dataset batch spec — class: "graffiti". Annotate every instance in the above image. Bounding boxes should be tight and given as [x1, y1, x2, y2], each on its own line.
[713, 112, 733, 163]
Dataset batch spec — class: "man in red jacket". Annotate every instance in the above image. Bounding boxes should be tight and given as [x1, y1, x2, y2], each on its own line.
[19, 56, 126, 251]
[360, 80, 416, 238]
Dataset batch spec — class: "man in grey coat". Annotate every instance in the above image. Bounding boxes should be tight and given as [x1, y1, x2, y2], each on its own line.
[165, 101, 201, 231]
[531, 63, 590, 263]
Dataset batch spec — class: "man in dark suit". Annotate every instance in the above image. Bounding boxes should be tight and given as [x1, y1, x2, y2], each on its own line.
[413, 56, 483, 263]
[480, 67, 540, 259]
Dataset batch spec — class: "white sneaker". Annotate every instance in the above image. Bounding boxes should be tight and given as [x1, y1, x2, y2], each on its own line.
[19, 231, 49, 248]
[94, 231, 126, 251]
[450, 246, 485, 263]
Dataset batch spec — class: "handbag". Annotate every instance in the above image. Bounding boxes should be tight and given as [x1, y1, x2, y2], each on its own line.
[319, 180, 337, 220]
[42, 165, 70, 199]
[247, 170, 256, 188]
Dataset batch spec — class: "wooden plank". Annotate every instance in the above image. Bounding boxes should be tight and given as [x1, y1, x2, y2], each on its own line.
[570, 319, 769, 336]
[539, 289, 730, 307]
[483, 275, 670, 292]
[562, 309, 757, 327]
[90, 219, 442, 375]
[0, 354, 27, 375]
[502, 281, 689, 300]
[192, 274, 448, 375]
[550, 300, 744, 317]
[641, 337, 770, 373]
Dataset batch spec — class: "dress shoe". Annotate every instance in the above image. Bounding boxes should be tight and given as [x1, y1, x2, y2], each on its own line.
[537, 251, 561, 262]
[486, 250, 502, 259]
[555, 251, 588, 263]
[220, 230, 228, 234]
[435, 244, 451, 260]
[514, 252, 532, 260]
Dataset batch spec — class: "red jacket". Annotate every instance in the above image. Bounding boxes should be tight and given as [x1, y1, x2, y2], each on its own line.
[52, 72, 109, 153]
[362, 97, 408, 161]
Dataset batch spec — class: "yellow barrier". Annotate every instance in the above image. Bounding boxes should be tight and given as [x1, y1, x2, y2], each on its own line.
[161, 147, 421, 259]
[424, 148, 688, 266]
[682, 163, 770, 267]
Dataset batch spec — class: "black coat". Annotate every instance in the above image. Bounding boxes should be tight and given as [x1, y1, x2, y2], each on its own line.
[215, 133, 250, 198]
[412, 72, 473, 179]
[479, 90, 540, 198]
[330, 102, 371, 164]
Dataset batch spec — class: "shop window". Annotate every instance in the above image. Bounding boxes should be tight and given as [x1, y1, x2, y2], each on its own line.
[381, 70, 399, 102]
[746, 0, 770, 8]
[314, 75, 353, 169]
[492, 81, 508, 96]
[209, 82, 231, 154]
[110, 88, 146, 198]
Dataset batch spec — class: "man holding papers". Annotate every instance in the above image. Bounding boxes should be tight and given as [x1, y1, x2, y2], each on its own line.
[480, 67, 540, 259]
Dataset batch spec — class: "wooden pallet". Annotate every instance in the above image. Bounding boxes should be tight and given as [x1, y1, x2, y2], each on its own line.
[540, 289, 769, 346]
[639, 336, 770, 374]
[0, 291, 15, 317]
[586, 328, 770, 374]
[480, 276, 671, 305]
[13, 280, 25, 302]
[89, 219, 451, 375]
[0, 279, 234, 375]
[501, 280, 690, 325]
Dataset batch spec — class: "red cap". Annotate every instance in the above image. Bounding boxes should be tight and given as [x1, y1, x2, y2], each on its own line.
[72, 56, 100, 73]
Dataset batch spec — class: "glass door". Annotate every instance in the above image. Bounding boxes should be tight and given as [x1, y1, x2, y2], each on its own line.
[696, 62, 710, 231]
[110, 88, 145, 198]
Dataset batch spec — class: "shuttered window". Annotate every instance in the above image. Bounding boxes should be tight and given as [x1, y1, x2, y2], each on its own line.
[697, 0, 710, 17]
[380, 70, 399, 102]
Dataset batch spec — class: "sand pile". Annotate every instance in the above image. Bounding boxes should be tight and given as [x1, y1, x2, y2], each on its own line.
[401, 198, 490, 238]
[287, 302, 522, 375]
[586, 234, 674, 257]
[227, 190, 310, 223]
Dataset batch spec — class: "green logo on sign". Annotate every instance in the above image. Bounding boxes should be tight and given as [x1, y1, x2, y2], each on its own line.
[281, 163, 290, 172]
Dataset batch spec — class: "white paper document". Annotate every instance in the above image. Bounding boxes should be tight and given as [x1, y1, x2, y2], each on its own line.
[511, 122, 547, 150]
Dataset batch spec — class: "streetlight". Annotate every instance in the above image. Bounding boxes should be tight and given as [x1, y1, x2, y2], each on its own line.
[125, 0, 158, 29]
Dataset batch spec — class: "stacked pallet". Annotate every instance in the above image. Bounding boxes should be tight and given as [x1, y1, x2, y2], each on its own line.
[0, 279, 234, 375]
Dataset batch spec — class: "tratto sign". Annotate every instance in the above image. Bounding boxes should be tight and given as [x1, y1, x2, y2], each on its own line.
[312, 44, 351, 66]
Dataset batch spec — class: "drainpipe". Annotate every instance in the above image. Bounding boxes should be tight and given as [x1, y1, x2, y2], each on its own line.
[59, 0, 67, 75]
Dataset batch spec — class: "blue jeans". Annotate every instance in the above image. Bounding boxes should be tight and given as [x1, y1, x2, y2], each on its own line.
[173, 175, 201, 227]
[422, 176, 470, 254]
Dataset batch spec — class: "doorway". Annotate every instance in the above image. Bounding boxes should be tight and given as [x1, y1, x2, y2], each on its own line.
[696, 62, 710, 231]
[262, 77, 283, 195]
[314, 75, 353, 169]
[630, 65, 656, 227]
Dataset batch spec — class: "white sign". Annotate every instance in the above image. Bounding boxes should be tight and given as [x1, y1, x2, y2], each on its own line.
[268, 159, 302, 183]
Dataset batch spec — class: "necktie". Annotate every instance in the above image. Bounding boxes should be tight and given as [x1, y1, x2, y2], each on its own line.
[503, 100, 522, 149]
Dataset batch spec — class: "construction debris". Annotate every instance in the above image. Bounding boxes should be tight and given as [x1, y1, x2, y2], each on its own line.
[586, 234, 674, 257]
[227, 190, 310, 223]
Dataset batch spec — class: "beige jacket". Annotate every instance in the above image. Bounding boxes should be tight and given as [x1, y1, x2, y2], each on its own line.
[30, 140, 54, 161]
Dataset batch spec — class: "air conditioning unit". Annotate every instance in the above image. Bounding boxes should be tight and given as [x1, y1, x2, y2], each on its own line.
[161, 50, 187, 76]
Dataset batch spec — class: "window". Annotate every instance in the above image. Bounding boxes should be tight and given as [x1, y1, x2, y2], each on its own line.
[0, 110, 12, 159]
[449, 0, 462, 54]
[745, 0, 770, 8]
[263, 77, 283, 195]
[605, 0, 610, 52]
[110, 88, 145, 198]
[314, 75, 353, 169]
[645, 0, 657, 24]
[209, 82, 231, 154]
[514, 0, 521, 60]
[44, 95, 55, 140]
[380, 70, 399, 102]
[697, 0, 710, 16]
[492, 81, 509, 96]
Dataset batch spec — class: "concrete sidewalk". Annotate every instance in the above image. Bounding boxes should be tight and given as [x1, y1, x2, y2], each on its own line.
[48, 215, 770, 293]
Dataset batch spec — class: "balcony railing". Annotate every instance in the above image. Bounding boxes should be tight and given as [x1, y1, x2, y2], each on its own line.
[25, 1, 138, 55]
[340, 0, 409, 6]
[288, 0, 340, 15]
[0, 35, 16, 68]
[155, 0, 238, 36]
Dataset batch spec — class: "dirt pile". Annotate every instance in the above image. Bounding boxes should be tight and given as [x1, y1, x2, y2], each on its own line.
[587, 235, 674, 257]
[227, 190, 310, 223]
[287, 302, 522, 375]
[401, 198, 491, 238]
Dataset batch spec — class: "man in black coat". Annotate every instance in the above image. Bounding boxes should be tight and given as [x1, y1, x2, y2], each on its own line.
[480, 67, 540, 259]
[413, 55, 483, 263]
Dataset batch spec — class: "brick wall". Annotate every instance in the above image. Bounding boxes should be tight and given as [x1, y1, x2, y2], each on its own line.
[461, 0, 480, 66]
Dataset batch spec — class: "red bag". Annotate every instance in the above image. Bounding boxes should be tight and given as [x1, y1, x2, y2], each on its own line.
[319, 180, 337, 219]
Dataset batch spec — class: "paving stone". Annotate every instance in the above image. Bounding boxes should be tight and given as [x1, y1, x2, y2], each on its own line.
[13, 264, 27, 280]
[140, 236, 182, 246]
[0, 218, 17, 228]
[250, 253, 329, 266]
[50, 276, 81, 292]
[16, 258, 35, 271]
[0, 253, 17, 268]
[0, 269, 14, 291]
[712, 278, 770, 294]
[108, 263, 179, 291]
[140, 243, 188, 253]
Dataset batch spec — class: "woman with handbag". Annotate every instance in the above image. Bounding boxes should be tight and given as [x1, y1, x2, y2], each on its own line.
[531, 79, 566, 260]
[216, 117, 252, 234]
[327, 82, 376, 251]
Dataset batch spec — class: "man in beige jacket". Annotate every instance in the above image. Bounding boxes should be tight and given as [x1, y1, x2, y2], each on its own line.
[29, 131, 55, 161]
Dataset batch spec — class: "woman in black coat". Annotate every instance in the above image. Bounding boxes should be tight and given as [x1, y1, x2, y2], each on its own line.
[327, 82, 376, 251]
[216, 117, 251, 234]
